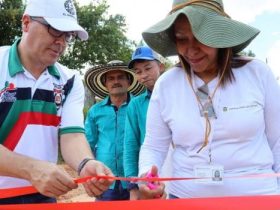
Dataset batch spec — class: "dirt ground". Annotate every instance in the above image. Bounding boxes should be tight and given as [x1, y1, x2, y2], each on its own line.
[57, 164, 95, 203]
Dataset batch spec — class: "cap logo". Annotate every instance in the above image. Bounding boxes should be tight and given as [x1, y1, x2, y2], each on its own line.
[134, 48, 142, 56]
[64, 0, 76, 17]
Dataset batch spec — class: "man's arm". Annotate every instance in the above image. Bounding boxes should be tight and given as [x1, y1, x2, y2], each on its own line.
[84, 107, 98, 152]
[123, 103, 141, 200]
[60, 133, 93, 169]
[60, 133, 113, 197]
[0, 144, 77, 197]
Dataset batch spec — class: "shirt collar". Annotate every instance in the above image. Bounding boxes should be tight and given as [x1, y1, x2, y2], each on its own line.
[8, 38, 60, 79]
[101, 96, 110, 106]
[101, 93, 132, 106]
[144, 89, 152, 99]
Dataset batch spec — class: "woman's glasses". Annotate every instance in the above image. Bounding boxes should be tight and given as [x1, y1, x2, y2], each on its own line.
[30, 16, 77, 43]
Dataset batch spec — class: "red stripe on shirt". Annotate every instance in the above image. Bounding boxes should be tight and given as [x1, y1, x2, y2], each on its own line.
[3, 112, 61, 150]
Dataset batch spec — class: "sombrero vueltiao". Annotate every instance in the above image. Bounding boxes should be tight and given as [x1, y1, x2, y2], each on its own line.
[142, 0, 260, 57]
[85, 60, 145, 99]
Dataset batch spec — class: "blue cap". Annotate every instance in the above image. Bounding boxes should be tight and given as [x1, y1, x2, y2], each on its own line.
[128, 46, 161, 69]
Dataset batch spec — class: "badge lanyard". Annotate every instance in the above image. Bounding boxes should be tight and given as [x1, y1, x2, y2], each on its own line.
[178, 53, 231, 184]
[178, 53, 229, 156]
[186, 71, 221, 156]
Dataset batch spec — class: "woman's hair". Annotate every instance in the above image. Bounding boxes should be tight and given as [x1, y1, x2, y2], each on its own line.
[180, 48, 236, 86]
[178, 49, 253, 86]
[168, 15, 253, 86]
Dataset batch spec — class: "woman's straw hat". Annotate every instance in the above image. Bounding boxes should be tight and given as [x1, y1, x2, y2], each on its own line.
[142, 0, 260, 57]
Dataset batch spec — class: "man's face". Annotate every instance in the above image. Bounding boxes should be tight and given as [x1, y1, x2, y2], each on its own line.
[104, 70, 130, 96]
[21, 15, 68, 68]
[133, 60, 164, 91]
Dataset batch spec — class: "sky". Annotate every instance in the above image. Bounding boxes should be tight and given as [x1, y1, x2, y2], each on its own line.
[80, 0, 280, 78]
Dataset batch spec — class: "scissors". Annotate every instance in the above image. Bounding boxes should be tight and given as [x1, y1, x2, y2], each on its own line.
[145, 171, 161, 198]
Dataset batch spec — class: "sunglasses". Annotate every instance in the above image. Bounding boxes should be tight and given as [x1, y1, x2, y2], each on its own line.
[30, 16, 77, 43]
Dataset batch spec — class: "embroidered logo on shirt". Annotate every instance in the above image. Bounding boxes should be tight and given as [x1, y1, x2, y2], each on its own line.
[53, 83, 65, 110]
[0, 82, 16, 103]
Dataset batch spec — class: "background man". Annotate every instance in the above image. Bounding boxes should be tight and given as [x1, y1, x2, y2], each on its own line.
[123, 46, 165, 200]
[84, 60, 144, 201]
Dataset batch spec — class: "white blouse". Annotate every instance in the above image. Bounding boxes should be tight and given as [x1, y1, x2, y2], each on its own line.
[139, 59, 280, 198]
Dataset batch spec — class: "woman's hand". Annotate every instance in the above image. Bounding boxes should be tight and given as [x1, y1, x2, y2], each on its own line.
[138, 166, 166, 199]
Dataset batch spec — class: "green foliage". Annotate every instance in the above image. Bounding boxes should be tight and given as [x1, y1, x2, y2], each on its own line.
[84, 84, 95, 116]
[1, 0, 135, 70]
[163, 58, 177, 70]
[59, 0, 136, 71]
[0, 0, 24, 46]
[0, 0, 23, 9]
[239, 49, 256, 57]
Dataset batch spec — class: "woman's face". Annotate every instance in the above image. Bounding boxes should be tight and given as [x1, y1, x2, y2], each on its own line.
[174, 15, 219, 79]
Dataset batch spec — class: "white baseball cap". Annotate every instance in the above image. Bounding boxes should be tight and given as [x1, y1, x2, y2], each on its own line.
[24, 0, 88, 40]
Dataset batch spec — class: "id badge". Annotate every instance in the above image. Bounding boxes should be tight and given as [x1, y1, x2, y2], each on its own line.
[194, 164, 224, 185]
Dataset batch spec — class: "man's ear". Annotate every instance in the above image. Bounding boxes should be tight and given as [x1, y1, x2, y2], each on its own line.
[21, 15, 31, 32]
[160, 63, 165, 74]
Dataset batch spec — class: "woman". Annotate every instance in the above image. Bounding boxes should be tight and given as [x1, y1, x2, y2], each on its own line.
[138, 0, 280, 199]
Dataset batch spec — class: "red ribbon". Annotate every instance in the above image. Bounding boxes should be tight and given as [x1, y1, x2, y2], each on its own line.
[1, 173, 280, 199]
[0, 175, 191, 199]
[0, 195, 280, 210]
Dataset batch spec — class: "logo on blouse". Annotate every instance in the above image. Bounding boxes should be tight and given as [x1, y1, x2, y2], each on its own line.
[223, 104, 258, 112]
[0, 82, 16, 103]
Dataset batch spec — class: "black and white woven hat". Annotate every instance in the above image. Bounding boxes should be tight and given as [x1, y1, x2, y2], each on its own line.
[84, 60, 145, 99]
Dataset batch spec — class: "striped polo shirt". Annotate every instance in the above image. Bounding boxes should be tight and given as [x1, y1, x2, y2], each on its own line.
[0, 39, 85, 189]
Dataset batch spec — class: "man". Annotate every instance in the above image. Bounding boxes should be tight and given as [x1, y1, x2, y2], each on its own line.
[84, 60, 144, 201]
[0, 0, 112, 204]
[123, 46, 165, 200]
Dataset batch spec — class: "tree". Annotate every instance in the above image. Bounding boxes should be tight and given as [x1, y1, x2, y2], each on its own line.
[0, 0, 24, 46]
[239, 49, 256, 57]
[1, 0, 135, 71]
[60, 0, 136, 71]
[0, 0, 23, 9]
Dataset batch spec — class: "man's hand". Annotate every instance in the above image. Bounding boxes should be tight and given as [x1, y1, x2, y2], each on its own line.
[79, 160, 114, 197]
[138, 166, 166, 200]
[28, 160, 78, 198]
